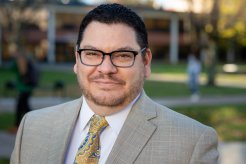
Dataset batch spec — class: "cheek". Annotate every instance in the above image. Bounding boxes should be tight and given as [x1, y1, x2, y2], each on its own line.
[76, 64, 96, 83]
[124, 67, 144, 85]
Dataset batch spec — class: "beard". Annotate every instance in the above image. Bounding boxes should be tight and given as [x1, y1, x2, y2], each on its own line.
[77, 73, 144, 108]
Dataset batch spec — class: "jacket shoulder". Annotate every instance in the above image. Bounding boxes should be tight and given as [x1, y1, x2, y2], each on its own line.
[27, 98, 81, 118]
[23, 98, 82, 129]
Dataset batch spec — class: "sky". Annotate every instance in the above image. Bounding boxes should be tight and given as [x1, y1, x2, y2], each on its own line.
[154, 0, 189, 12]
[79, 0, 210, 13]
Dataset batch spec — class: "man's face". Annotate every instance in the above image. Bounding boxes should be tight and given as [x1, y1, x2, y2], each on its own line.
[74, 21, 152, 114]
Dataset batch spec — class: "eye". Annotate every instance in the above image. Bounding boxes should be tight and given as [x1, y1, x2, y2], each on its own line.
[84, 50, 101, 57]
[113, 52, 134, 59]
[82, 50, 103, 61]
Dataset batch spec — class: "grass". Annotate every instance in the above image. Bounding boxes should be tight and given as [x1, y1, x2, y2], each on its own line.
[151, 61, 246, 74]
[151, 62, 187, 73]
[144, 81, 190, 97]
[174, 104, 246, 141]
[0, 68, 79, 97]
[0, 158, 9, 164]
[0, 113, 15, 130]
[0, 67, 77, 87]
[144, 80, 246, 97]
[2, 77, 246, 98]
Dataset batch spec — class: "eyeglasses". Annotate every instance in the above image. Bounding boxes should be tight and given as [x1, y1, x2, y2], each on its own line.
[77, 48, 146, 68]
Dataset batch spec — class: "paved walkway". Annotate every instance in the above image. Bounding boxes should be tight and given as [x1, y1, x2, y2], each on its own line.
[1, 94, 246, 112]
[0, 131, 16, 159]
[149, 73, 246, 89]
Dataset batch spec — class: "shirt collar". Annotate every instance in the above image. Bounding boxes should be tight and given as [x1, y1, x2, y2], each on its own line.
[80, 94, 140, 135]
[79, 96, 94, 131]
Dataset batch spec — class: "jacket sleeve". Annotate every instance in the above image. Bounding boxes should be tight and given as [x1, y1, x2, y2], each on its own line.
[190, 127, 219, 164]
[10, 115, 27, 164]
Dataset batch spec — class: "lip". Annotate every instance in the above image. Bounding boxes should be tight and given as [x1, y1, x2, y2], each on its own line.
[93, 80, 122, 88]
[94, 80, 121, 84]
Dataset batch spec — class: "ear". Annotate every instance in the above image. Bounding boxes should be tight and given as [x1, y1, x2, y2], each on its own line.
[74, 52, 78, 74]
[143, 48, 152, 78]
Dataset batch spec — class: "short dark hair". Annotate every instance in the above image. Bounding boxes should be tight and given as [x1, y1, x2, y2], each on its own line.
[76, 3, 148, 49]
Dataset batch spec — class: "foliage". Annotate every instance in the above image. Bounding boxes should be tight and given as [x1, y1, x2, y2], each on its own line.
[0, 113, 14, 130]
[105, 0, 154, 6]
[175, 104, 246, 141]
[0, 158, 9, 164]
[218, 0, 246, 45]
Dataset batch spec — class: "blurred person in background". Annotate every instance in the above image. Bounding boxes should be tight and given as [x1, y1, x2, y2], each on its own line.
[187, 47, 201, 102]
[11, 3, 218, 164]
[9, 46, 39, 132]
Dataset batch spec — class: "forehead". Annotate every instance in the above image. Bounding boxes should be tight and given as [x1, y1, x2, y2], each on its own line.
[80, 21, 140, 49]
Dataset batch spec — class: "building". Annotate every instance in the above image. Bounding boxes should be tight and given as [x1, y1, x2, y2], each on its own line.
[0, 2, 196, 65]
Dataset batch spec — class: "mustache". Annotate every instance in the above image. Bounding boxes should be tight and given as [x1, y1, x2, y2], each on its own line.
[89, 74, 125, 84]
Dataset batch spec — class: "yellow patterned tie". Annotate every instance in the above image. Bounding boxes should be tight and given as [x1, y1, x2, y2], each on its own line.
[74, 115, 108, 164]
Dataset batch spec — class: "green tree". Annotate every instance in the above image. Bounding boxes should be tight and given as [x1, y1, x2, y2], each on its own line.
[217, 0, 246, 62]
[186, 0, 218, 86]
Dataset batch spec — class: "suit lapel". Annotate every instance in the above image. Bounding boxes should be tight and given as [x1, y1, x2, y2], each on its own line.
[106, 92, 157, 164]
[46, 98, 83, 164]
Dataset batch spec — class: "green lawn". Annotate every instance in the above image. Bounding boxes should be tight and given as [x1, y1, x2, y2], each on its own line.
[0, 113, 15, 130]
[0, 158, 9, 164]
[144, 80, 246, 97]
[151, 62, 246, 74]
[174, 104, 246, 141]
[151, 62, 187, 73]
[2, 77, 246, 98]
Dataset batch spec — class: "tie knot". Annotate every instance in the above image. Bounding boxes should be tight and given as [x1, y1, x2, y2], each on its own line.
[89, 115, 108, 134]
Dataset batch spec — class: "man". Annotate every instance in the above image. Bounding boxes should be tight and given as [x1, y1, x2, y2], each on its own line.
[11, 3, 219, 164]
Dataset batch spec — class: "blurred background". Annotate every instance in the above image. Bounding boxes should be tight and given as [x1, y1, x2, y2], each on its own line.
[0, 0, 246, 163]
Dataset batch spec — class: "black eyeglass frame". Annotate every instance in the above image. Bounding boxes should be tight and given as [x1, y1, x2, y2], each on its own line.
[76, 47, 146, 68]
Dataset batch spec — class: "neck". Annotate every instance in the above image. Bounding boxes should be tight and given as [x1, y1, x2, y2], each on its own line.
[85, 99, 128, 116]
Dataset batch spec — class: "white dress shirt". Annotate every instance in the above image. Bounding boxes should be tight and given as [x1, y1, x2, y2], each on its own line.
[65, 95, 140, 164]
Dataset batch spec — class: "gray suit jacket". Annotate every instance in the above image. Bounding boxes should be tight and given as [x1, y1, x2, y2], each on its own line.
[11, 92, 219, 164]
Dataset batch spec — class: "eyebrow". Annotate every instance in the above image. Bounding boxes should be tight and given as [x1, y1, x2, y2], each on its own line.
[80, 45, 138, 52]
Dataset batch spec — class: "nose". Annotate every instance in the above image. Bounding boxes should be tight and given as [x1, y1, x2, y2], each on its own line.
[97, 55, 117, 74]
